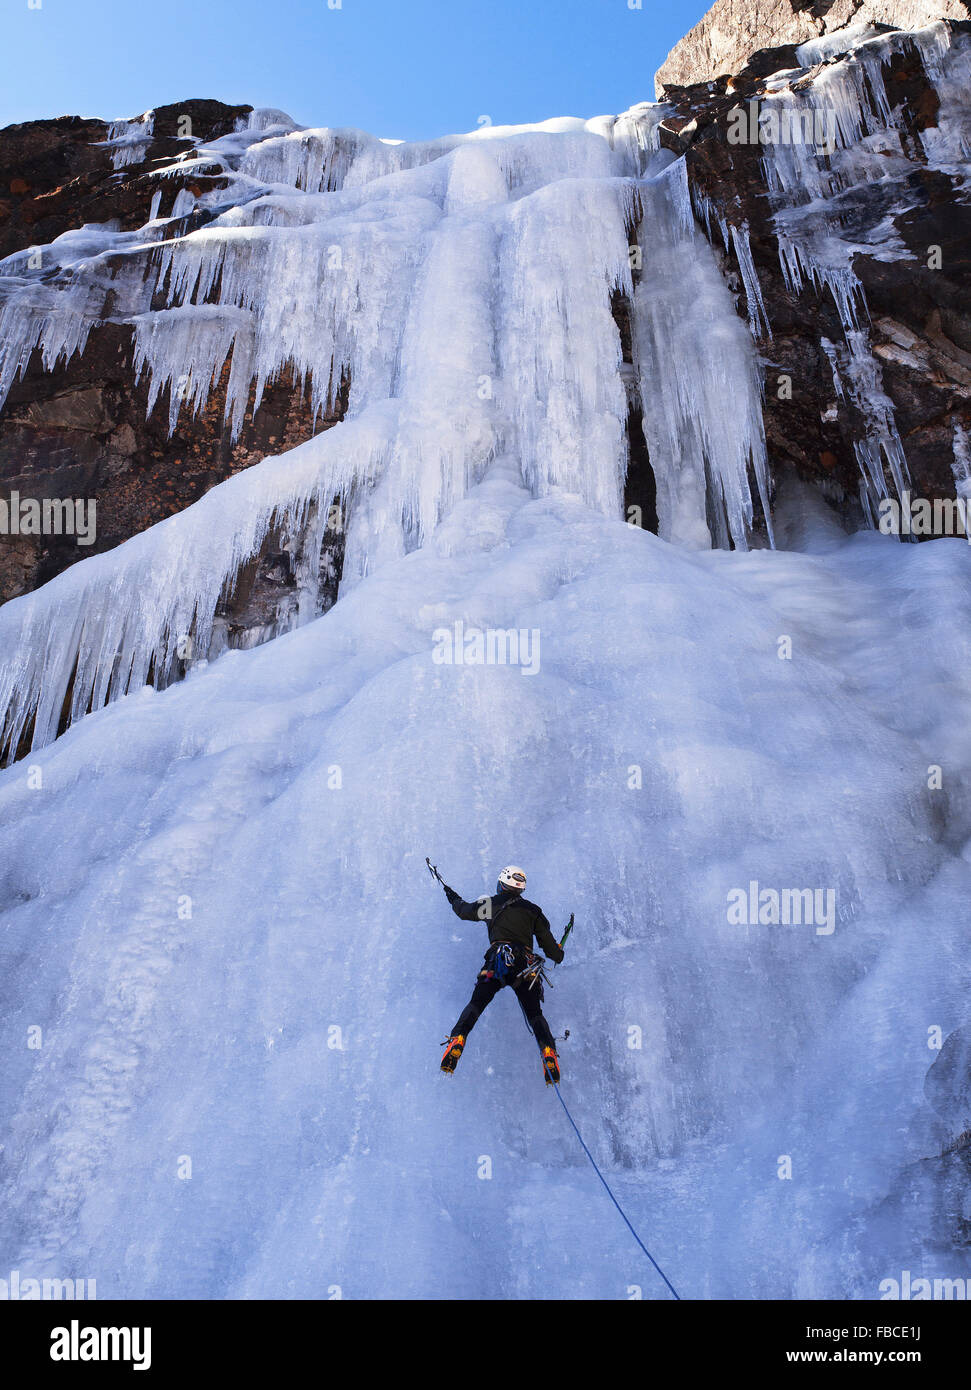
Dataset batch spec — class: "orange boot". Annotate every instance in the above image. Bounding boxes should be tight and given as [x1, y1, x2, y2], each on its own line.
[542, 1045, 560, 1085]
[440, 1035, 466, 1075]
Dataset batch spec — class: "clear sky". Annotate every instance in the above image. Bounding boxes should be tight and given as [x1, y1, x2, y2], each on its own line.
[3, 0, 711, 140]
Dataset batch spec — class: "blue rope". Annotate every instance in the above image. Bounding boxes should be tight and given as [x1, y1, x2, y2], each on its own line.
[551, 1084, 682, 1301]
[513, 994, 681, 1298]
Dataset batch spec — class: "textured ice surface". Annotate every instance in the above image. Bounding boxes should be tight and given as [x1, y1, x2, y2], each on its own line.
[0, 467, 969, 1298]
[632, 163, 770, 550]
[795, 22, 888, 68]
[2, 48, 971, 1299]
[100, 112, 155, 169]
[0, 98, 773, 756]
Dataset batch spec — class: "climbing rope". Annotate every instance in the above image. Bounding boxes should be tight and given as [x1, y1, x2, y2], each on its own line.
[512, 994, 680, 1298]
[551, 1084, 681, 1300]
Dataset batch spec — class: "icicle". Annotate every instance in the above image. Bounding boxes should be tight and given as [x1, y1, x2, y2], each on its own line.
[690, 188, 716, 243]
[794, 22, 888, 68]
[730, 223, 771, 339]
[131, 305, 256, 439]
[0, 409, 394, 758]
[494, 177, 633, 520]
[820, 338, 845, 399]
[823, 330, 912, 502]
[342, 194, 503, 582]
[0, 98, 778, 757]
[952, 423, 971, 505]
[245, 108, 302, 134]
[916, 23, 971, 168]
[100, 112, 155, 169]
[609, 103, 670, 177]
[859, 476, 877, 530]
[239, 127, 379, 193]
[754, 29, 971, 510]
[0, 222, 173, 412]
[631, 160, 772, 551]
[0, 275, 107, 407]
[169, 187, 197, 219]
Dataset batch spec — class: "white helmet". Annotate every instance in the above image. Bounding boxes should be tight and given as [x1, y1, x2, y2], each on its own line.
[498, 865, 527, 891]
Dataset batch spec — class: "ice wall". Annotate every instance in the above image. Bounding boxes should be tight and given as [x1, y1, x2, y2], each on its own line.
[0, 470, 968, 1298]
[0, 100, 773, 758]
[0, 36, 970, 1305]
[3, 27, 969, 759]
[632, 162, 772, 549]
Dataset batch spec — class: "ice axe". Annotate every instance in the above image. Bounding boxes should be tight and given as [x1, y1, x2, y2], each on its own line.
[425, 856, 446, 887]
[556, 912, 574, 963]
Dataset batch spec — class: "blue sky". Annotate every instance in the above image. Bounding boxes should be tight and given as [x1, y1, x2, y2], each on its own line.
[3, 0, 710, 139]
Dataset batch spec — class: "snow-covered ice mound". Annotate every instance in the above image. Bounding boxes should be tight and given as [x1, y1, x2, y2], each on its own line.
[1, 465, 969, 1298]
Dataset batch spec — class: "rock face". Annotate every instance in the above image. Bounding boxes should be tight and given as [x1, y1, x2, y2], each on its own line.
[656, 0, 971, 94]
[655, 20, 971, 522]
[0, 323, 345, 607]
[0, 99, 347, 632]
[0, 100, 250, 262]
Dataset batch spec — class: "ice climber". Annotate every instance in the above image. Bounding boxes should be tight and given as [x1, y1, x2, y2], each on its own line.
[435, 864, 565, 1084]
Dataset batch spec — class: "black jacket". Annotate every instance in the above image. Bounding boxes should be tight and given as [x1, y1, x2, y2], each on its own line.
[444, 886, 565, 963]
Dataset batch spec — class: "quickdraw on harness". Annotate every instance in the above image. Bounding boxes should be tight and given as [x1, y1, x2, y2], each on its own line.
[516, 953, 552, 992]
[492, 943, 518, 984]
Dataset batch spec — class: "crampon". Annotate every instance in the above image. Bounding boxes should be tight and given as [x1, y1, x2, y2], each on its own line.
[541, 1045, 560, 1085]
[440, 1035, 465, 1075]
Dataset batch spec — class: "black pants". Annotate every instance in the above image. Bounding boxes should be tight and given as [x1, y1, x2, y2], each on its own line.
[452, 948, 555, 1052]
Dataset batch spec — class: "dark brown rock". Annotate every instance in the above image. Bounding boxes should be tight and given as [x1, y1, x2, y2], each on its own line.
[0, 100, 252, 263]
[653, 25, 971, 526]
[0, 317, 347, 603]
